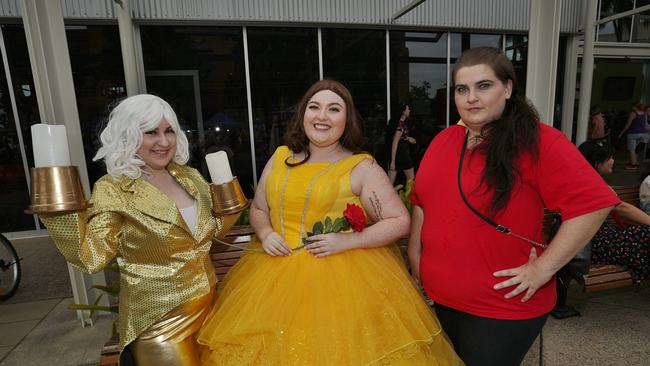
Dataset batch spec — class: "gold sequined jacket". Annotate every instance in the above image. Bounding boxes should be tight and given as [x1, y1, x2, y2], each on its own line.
[40, 163, 222, 349]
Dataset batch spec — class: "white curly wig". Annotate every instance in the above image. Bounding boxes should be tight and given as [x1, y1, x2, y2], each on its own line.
[93, 94, 190, 180]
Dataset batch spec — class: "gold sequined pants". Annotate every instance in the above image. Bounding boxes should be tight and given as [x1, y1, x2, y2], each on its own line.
[130, 287, 215, 366]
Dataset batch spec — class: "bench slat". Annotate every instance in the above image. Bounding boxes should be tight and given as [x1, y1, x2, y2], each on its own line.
[584, 278, 634, 293]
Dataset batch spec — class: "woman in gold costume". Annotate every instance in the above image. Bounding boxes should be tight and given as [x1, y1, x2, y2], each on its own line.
[39, 94, 233, 365]
[197, 80, 463, 365]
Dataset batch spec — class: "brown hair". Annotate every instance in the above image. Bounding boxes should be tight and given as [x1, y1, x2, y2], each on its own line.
[283, 79, 365, 166]
[452, 47, 540, 215]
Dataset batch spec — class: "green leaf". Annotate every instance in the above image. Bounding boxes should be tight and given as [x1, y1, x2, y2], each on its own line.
[324, 216, 333, 232]
[331, 217, 348, 232]
[313, 221, 324, 234]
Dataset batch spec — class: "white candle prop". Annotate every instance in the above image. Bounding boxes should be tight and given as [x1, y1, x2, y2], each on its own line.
[205, 151, 233, 184]
[31, 124, 71, 167]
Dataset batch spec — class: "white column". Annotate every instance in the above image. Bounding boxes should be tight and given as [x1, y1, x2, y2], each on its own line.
[525, 0, 562, 124]
[576, 0, 599, 145]
[561, 35, 580, 140]
[20, 0, 107, 327]
[116, 0, 143, 96]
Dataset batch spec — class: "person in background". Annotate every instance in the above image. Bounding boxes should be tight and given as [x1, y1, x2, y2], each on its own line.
[198, 79, 463, 365]
[578, 140, 650, 283]
[618, 100, 650, 170]
[588, 105, 608, 143]
[408, 47, 618, 366]
[39, 94, 236, 366]
[388, 102, 417, 184]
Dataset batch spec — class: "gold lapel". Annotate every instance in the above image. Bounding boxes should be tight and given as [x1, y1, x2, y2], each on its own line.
[168, 164, 214, 241]
[118, 164, 214, 240]
[120, 177, 182, 227]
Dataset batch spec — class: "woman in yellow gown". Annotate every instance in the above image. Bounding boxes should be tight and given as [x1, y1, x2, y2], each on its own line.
[198, 80, 462, 365]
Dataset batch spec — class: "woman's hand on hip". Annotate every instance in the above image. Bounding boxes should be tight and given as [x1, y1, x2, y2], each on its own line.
[305, 233, 350, 258]
[261, 232, 292, 256]
[492, 248, 555, 302]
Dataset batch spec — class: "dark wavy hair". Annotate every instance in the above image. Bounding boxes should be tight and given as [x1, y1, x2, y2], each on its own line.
[452, 47, 540, 215]
[283, 79, 366, 166]
[578, 140, 613, 170]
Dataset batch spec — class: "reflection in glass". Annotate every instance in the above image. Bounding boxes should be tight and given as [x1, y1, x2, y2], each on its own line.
[390, 31, 447, 171]
[632, 10, 650, 43]
[2, 25, 40, 171]
[0, 27, 35, 231]
[322, 29, 387, 165]
[66, 25, 127, 185]
[505, 35, 528, 94]
[598, 16, 632, 42]
[140, 26, 253, 195]
[599, 0, 634, 20]
[247, 27, 319, 176]
[470, 34, 502, 48]
[450, 33, 502, 58]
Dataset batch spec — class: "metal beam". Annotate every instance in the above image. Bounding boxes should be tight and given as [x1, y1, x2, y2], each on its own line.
[525, 0, 561, 124]
[391, 0, 426, 22]
[595, 4, 650, 25]
[116, 0, 142, 95]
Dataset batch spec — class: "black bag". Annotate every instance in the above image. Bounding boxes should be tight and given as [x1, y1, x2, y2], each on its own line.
[549, 214, 591, 284]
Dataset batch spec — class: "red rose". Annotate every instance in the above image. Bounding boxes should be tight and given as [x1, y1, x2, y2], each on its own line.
[343, 203, 366, 232]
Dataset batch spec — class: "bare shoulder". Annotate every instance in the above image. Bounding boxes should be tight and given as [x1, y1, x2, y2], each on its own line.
[350, 157, 389, 193]
[351, 157, 384, 177]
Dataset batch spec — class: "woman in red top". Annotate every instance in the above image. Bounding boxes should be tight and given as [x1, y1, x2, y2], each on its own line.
[408, 47, 619, 366]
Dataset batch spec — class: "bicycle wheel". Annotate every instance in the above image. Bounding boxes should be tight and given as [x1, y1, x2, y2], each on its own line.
[0, 233, 21, 300]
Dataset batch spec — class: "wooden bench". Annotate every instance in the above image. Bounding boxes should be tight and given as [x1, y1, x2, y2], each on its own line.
[210, 226, 255, 281]
[583, 185, 640, 292]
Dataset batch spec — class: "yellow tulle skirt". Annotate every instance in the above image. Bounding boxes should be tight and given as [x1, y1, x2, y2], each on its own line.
[197, 242, 463, 365]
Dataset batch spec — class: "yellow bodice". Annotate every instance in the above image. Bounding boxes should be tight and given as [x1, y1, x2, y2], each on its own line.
[265, 146, 372, 248]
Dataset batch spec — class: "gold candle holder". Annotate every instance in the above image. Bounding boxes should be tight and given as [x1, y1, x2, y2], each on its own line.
[210, 177, 250, 238]
[26, 166, 90, 214]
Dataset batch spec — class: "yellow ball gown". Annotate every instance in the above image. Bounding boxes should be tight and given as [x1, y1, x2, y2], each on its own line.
[198, 146, 462, 365]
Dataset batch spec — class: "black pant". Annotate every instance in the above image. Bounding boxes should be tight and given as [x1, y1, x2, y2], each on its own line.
[435, 303, 548, 366]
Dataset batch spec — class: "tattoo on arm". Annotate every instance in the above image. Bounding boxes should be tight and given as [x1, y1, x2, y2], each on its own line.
[369, 191, 384, 221]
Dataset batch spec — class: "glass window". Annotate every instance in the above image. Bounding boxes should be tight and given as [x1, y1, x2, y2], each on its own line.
[598, 16, 633, 42]
[597, 0, 636, 42]
[2, 25, 41, 170]
[470, 34, 502, 48]
[140, 26, 253, 195]
[0, 26, 38, 231]
[505, 35, 528, 94]
[247, 27, 319, 175]
[322, 29, 387, 164]
[389, 31, 448, 169]
[66, 25, 127, 185]
[599, 0, 634, 20]
[450, 33, 502, 58]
